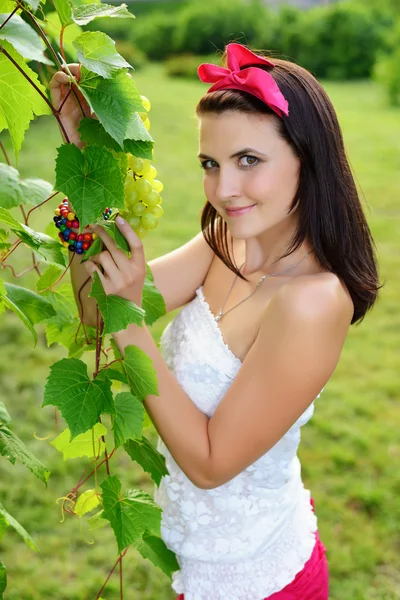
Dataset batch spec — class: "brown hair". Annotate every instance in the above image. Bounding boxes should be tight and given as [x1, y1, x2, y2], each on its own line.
[196, 50, 382, 325]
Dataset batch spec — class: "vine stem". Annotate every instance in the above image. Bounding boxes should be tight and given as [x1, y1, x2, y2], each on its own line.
[0, 7, 18, 31]
[0, 139, 11, 165]
[1, 239, 22, 263]
[60, 26, 66, 62]
[0, 44, 71, 144]
[95, 548, 129, 600]
[1, 262, 40, 278]
[73, 448, 116, 492]
[23, 9, 63, 70]
[25, 191, 60, 224]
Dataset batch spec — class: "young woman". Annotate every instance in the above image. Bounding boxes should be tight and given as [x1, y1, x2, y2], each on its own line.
[51, 43, 380, 600]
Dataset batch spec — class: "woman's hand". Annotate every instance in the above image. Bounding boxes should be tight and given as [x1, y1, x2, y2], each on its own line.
[84, 217, 146, 307]
[49, 64, 93, 148]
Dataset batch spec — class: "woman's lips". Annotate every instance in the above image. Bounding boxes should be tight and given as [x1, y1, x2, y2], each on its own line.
[225, 204, 256, 217]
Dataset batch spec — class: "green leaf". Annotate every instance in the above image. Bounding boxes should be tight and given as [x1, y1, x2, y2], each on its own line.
[19, 177, 54, 207]
[0, 228, 11, 250]
[134, 531, 179, 579]
[0, 559, 6, 598]
[123, 345, 159, 402]
[45, 319, 97, 358]
[0, 423, 50, 485]
[53, 0, 72, 27]
[43, 358, 115, 439]
[0, 275, 6, 295]
[142, 275, 166, 327]
[73, 31, 131, 78]
[0, 14, 53, 65]
[4, 282, 56, 324]
[106, 368, 127, 385]
[87, 508, 108, 531]
[50, 422, 107, 459]
[125, 111, 153, 143]
[0, 40, 51, 159]
[101, 475, 161, 553]
[0, 0, 15, 12]
[0, 512, 8, 541]
[0, 294, 37, 344]
[24, 0, 42, 11]
[41, 12, 82, 57]
[0, 162, 54, 209]
[0, 401, 11, 426]
[78, 117, 154, 159]
[36, 264, 64, 292]
[72, 3, 135, 26]
[0, 502, 40, 552]
[78, 67, 144, 147]
[43, 283, 77, 330]
[55, 143, 125, 227]
[74, 488, 100, 517]
[124, 436, 168, 487]
[88, 271, 145, 335]
[113, 392, 144, 449]
[0, 208, 65, 266]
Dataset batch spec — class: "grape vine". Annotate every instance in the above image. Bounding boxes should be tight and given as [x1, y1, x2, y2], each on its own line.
[0, 1, 177, 597]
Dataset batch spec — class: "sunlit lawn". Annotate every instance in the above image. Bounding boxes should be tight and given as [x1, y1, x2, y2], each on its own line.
[0, 63, 399, 599]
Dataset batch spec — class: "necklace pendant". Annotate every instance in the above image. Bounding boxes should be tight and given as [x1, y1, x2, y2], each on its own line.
[215, 310, 223, 322]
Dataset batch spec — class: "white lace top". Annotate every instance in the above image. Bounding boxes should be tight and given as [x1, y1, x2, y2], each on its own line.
[153, 285, 324, 600]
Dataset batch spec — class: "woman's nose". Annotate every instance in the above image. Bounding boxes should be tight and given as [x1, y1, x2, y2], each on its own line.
[215, 168, 241, 201]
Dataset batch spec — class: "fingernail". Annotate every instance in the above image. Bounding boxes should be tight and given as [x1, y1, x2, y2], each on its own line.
[116, 216, 125, 225]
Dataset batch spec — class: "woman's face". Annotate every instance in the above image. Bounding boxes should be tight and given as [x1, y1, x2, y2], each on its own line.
[198, 111, 301, 239]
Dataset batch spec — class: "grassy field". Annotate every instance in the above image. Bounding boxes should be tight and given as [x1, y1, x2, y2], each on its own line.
[0, 63, 399, 599]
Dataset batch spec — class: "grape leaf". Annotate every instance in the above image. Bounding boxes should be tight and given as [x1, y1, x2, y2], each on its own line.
[0, 424, 51, 485]
[55, 143, 125, 227]
[73, 31, 131, 78]
[0, 276, 6, 295]
[4, 282, 56, 324]
[41, 12, 82, 57]
[125, 111, 153, 143]
[0, 40, 51, 158]
[36, 264, 64, 292]
[142, 276, 166, 327]
[0, 228, 10, 250]
[43, 284, 77, 330]
[0, 14, 53, 65]
[124, 436, 168, 487]
[45, 319, 97, 358]
[113, 392, 144, 449]
[78, 67, 144, 147]
[106, 368, 127, 385]
[43, 358, 115, 439]
[74, 488, 100, 517]
[0, 294, 37, 344]
[72, 3, 135, 26]
[0, 1, 15, 12]
[50, 422, 107, 459]
[122, 345, 159, 402]
[134, 531, 179, 579]
[78, 117, 154, 159]
[0, 401, 11, 426]
[23, 0, 42, 11]
[19, 177, 54, 207]
[88, 271, 145, 334]
[0, 502, 40, 552]
[52, 0, 72, 27]
[101, 475, 161, 553]
[87, 509, 108, 531]
[0, 207, 65, 266]
[0, 559, 6, 597]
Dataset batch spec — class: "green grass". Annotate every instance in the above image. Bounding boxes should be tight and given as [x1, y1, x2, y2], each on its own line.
[0, 63, 399, 599]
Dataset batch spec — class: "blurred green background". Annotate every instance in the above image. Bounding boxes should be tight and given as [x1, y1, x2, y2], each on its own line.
[0, 0, 400, 599]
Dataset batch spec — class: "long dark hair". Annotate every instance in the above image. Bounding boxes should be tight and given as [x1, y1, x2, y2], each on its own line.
[196, 50, 382, 325]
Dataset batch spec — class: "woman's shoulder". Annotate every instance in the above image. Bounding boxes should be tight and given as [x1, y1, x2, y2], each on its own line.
[269, 270, 354, 328]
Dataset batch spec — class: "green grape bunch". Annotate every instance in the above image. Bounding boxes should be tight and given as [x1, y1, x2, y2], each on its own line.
[120, 95, 164, 240]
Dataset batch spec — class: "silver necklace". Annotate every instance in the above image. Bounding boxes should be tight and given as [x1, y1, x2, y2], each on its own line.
[215, 249, 313, 323]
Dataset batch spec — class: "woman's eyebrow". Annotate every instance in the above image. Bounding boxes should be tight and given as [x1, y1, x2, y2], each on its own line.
[198, 147, 267, 160]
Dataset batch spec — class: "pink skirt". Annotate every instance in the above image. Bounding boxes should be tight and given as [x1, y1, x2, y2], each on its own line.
[176, 498, 329, 600]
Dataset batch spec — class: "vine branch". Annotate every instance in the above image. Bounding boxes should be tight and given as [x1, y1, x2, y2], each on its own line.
[0, 7, 19, 32]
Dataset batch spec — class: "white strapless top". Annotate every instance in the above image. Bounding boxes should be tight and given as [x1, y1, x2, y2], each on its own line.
[153, 285, 324, 600]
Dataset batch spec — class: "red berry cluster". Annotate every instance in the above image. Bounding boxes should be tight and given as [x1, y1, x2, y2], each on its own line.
[53, 198, 112, 254]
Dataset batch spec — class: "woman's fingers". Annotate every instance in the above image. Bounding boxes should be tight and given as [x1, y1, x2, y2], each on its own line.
[89, 225, 132, 272]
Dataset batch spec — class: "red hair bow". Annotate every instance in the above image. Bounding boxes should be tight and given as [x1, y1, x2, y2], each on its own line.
[198, 43, 289, 118]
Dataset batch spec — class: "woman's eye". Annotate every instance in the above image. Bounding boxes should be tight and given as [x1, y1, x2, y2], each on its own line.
[239, 155, 259, 167]
[200, 156, 259, 170]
